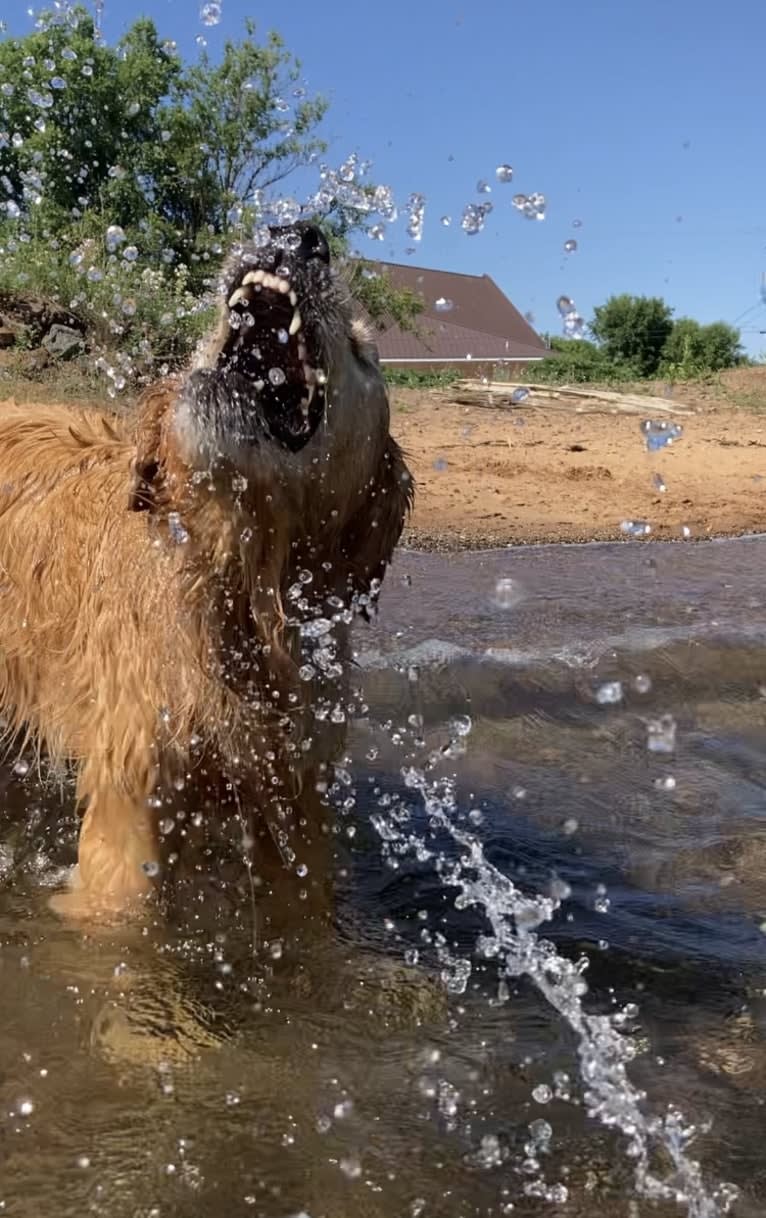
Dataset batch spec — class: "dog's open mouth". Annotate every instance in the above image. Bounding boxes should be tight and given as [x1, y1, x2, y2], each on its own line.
[220, 261, 326, 451]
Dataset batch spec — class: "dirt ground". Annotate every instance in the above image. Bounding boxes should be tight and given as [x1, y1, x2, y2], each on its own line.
[391, 370, 766, 549]
[3, 364, 766, 550]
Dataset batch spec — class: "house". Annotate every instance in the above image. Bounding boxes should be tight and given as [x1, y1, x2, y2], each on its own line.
[366, 260, 549, 373]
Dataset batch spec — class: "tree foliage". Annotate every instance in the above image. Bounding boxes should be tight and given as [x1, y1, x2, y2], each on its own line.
[660, 317, 743, 376]
[590, 294, 674, 377]
[0, 7, 419, 368]
[529, 336, 632, 385]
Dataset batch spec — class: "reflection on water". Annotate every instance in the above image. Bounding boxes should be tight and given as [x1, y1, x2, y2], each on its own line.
[2, 538, 766, 1215]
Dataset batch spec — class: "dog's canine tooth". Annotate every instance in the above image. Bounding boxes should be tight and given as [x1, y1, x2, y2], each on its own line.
[288, 290, 297, 306]
[228, 287, 249, 308]
[289, 309, 302, 337]
[276, 278, 290, 295]
[242, 269, 264, 287]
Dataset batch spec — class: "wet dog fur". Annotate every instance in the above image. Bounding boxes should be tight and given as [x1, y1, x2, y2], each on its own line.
[0, 224, 413, 924]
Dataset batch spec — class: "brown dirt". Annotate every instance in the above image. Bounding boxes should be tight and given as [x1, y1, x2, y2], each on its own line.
[391, 375, 766, 550]
[4, 365, 766, 552]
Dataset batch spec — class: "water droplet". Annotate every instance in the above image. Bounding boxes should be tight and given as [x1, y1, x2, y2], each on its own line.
[681, 524, 692, 539]
[451, 714, 472, 737]
[641, 419, 683, 453]
[477, 179, 491, 194]
[646, 714, 676, 754]
[27, 88, 54, 110]
[200, 1, 222, 25]
[440, 214, 452, 226]
[511, 387, 529, 404]
[269, 367, 286, 386]
[652, 472, 667, 493]
[17, 1099, 34, 1116]
[50, 76, 66, 90]
[168, 512, 189, 544]
[13, 759, 29, 776]
[142, 860, 160, 877]
[368, 223, 385, 240]
[105, 224, 125, 252]
[435, 296, 453, 312]
[339, 1157, 362, 1180]
[62, 48, 78, 61]
[563, 239, 577, 253]
[122, 245, 139, 263]
[595, 681, 623, 706]
[572, 218, 583, 228]
[496, 164, 513, 183]
[654, 775, 676, 791]
[461, 201, 492, 235]
[562, 817, 579, 836]
[620, 520, 652, 539]
[433, 457, 448, 472]
[405, 192, 426, 242]
[492, 576, 524, 610]
[81, 64, 93, 78]
[532, 1084, 552, 1104]
[633, 673, 652, 694]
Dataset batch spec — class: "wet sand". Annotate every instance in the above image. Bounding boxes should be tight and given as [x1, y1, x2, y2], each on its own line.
[392, 381, 766, 550]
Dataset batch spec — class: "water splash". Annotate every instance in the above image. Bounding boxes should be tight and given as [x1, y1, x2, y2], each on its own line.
[369, 762, 738, 1217]
[642, 420, 684, 453]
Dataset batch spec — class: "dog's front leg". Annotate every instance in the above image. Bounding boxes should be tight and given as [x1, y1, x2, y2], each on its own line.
[50, 761, 160, 921]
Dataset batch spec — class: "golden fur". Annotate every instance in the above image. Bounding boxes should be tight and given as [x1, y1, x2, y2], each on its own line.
[0, 316, 411, 921]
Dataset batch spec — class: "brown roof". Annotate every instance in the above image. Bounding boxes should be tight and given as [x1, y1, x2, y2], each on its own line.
[367, 261, 548, 363]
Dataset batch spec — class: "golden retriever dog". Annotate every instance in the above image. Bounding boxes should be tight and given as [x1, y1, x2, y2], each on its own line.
[0, 222, 413, 928]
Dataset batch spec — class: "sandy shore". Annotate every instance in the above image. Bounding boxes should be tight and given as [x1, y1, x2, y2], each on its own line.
[391, 378, 766, 550]
[3, 368, 766, 551]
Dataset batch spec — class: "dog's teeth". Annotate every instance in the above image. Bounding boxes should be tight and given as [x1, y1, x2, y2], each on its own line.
[242, 270, 264, 286]
[277, 278, 290, 295]
[289, 308, 302, 337]
[228, 287, 249, 308]
[289, 290, 297, 306]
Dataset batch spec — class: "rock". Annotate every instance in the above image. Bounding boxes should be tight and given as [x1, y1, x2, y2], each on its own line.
[42, 324, 84, 361]
[0, 327, 15, 349]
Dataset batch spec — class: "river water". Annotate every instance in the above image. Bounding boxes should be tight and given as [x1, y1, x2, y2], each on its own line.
[1, 537, 766, 1216]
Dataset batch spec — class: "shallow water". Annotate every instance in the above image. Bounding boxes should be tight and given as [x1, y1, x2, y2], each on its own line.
[2, 537, 766, 1216]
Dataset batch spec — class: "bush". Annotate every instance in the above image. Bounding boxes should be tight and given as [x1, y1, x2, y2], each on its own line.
[590, 295, 674, 377]
[660, 318, 743, 377]
[526, 337, 636, 385]
[0, 223, 214, 388]
[383, 367, 460, 389]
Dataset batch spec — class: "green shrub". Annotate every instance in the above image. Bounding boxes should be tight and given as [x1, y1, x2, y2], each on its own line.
[383, 367, 461, 390]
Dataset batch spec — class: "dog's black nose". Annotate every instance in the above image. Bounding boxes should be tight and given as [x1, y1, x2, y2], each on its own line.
[297, 224, 330, 265]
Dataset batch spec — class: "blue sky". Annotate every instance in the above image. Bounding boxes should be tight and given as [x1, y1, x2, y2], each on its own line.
[5, 0, 766, 354]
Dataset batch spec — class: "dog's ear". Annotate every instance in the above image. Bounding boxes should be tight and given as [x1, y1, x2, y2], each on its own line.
[338, 436, 414, 615]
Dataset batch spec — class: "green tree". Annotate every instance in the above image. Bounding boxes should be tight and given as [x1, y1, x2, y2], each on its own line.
[590, 294, 674, 377]
[0, 8, 420, 367]
[528, 336, 628, 385]
[660, 318, 743, 376]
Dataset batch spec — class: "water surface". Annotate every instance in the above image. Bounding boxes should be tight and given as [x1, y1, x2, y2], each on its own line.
[2, 537, 766, 1216]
